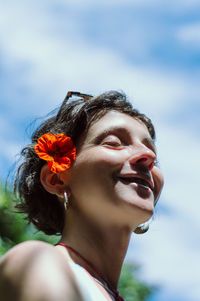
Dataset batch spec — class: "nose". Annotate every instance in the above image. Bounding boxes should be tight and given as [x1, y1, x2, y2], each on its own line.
[129, 146, 156, 170]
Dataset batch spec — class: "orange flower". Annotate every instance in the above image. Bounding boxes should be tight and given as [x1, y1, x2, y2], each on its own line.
[34, 133, 76, 173]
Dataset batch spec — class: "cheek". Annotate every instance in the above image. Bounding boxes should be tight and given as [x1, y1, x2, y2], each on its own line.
[75, 148, 125, 172]
[68, 149, 125, 198]
[152, 167, 164, 202]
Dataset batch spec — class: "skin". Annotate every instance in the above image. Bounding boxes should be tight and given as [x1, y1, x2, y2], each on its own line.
[53, 111, 164, 288]
[0, 110, 164, 300]
[0, 241, 85, 301]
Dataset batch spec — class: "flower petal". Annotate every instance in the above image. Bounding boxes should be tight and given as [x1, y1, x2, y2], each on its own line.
[55, 135, 74, 154]
[34, 144, 54, 161]
[35, 133, 76, 173]
[48, 158, 71, 173]
[35, 133, 57, 160]
[38, 133, 57, 153]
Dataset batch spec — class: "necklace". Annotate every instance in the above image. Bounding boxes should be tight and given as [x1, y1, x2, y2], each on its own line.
[56, 243, 124, 301]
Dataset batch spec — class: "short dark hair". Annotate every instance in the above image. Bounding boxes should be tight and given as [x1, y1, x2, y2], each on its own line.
[14, 90, 155, 235]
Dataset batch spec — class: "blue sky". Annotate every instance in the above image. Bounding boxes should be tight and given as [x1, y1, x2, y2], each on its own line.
[0, 1, 200, 300]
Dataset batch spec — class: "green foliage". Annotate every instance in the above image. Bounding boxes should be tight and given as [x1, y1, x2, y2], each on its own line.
[0, 183, 59, 256]
[0, 182, 157, 301]
[119, 263, 156, 301]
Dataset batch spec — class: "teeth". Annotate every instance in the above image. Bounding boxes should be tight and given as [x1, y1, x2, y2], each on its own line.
[119, 177, 150, 188]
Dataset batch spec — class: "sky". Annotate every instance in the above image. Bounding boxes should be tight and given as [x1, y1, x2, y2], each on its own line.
[0, 0, 200, 300]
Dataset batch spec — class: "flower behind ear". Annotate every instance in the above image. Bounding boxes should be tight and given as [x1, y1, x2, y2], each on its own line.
[35, 133, 76, 173]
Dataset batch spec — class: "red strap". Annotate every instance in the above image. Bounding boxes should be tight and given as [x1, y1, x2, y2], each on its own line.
[55, 243, 124, 301]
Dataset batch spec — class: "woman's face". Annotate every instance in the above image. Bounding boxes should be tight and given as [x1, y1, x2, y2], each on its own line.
[67, 111, 164, 229]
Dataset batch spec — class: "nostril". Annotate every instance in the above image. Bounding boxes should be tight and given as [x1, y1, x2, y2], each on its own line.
[135, 157, 155, 169]
[137, 158, 148, 163]
[148, 162, 154, 169]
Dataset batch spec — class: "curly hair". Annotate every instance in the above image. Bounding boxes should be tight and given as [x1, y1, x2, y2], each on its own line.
[14, 91, 155, 235]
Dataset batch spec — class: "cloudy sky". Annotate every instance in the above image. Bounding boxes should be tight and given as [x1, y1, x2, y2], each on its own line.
[0, 1, 200, 300]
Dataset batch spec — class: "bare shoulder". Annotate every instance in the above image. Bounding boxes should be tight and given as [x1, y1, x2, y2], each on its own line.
[0, 240, 54, 265]
[0, 241, 84, 301]
[0, 240, 56, 273]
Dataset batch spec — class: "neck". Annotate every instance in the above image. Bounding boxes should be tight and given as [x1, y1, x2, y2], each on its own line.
[59, 208, 132, 289]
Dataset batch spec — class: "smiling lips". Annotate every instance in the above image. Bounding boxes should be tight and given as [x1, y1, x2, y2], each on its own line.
[118, 174, 154, 191]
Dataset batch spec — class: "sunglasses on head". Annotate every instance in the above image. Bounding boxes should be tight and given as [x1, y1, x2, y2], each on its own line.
[56, 91, 93, 121]
[64, 91, 93, 102]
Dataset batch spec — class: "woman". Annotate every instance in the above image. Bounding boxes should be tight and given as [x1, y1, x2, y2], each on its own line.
[0, 91, 164, 300]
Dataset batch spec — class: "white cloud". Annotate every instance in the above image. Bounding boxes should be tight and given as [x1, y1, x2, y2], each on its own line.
[178, 0, 200, 6]
[0, 1, 198, 116]
[53, 0, 200, 9]
[0, 0, 199, 116]
[177, 22, 200, 48]
[128, 214, 200, 300]
[127, 122, 200, 300]
[0, 116, 21, 154]
[158, 123, 200, 217]
[0, 1, 200, 300]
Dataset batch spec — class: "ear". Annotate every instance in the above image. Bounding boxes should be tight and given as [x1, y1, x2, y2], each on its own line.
[40, 164, 69, 197]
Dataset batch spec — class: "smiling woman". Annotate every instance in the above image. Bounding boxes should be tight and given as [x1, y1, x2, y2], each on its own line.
[0, 91, 164, 301]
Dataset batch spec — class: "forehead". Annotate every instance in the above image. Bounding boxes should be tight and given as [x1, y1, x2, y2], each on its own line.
[87, 110, 151, 139]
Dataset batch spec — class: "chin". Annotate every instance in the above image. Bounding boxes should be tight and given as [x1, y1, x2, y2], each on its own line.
[139, 210, 154, 224]
[121, 194, 154, 222]
[115, 182, 155, 214]
[123, 191, 154, 210]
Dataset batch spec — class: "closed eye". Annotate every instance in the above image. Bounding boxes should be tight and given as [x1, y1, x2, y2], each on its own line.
[101, 135, 122, 148]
